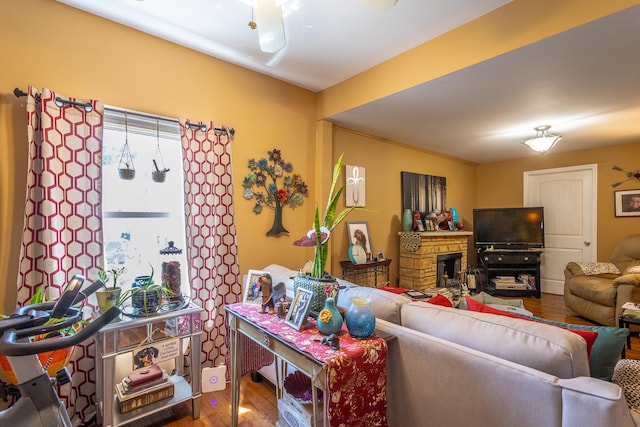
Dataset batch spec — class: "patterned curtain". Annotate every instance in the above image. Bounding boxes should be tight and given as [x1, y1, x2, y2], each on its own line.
[179, 119, 242, 367]
[16, 87, 104, 423]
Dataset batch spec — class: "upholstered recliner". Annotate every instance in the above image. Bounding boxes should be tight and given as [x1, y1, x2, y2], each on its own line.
[564, 234, 640, 326]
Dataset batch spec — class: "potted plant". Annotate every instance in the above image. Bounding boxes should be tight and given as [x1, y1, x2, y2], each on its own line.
[125, 265, 174, 314]
[292, 154, 364, 312]
[95, 266, 125, 313]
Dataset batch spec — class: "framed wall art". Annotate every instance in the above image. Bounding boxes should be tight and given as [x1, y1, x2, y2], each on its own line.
[345, 165, 366, 207]
[615, 189, 640, 217]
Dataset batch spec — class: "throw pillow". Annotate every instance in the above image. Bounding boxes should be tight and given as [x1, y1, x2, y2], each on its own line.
[614, 274, 640, 287]
[426, 294, 453, 307]
[529, 315, 628, 381]
[576, 262, 620, 275]
[612, 359, 640, 411]
[626, 265, 640, 274]
[464, 297, 598, 359]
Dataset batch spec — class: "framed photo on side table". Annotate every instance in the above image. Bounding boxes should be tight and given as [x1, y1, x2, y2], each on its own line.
[615, 189, 640, 217]
[285, 288, 313, 331]
[243, 269, 271, 305]
[346, 221, 373, 259]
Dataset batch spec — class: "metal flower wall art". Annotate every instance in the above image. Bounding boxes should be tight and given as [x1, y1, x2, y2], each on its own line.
[612, 165, 640, 188]
[242, 149, 308, 236]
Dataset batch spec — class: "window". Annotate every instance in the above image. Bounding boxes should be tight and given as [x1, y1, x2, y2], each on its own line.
[101, 109, 189, 299]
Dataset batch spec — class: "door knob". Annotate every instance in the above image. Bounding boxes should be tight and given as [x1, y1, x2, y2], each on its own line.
[584, 241, 591, 246]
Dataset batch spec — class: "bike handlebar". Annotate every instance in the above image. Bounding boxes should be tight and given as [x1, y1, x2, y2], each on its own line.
[0, 306, 120, 356]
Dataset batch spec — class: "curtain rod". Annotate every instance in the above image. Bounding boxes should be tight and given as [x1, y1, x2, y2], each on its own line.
[14, 87, 235, 137]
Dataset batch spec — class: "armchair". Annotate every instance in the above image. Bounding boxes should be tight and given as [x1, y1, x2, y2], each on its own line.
[564, 234, 640, 326]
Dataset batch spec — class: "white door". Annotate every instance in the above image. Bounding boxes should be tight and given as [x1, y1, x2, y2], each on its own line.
[523, 165, 597, 295]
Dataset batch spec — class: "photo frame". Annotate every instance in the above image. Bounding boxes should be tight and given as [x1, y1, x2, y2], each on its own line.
[243, 269, 271, 305]
[345, 165, 366, 207]
[346, 221, 373, 259]
[615, 189, 640, 217]
[285, 288, 313, 330]
[416, 220, 425, 232]
[376, 250, 385, 262]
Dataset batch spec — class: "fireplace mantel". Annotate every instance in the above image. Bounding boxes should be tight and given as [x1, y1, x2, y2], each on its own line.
[398, 231, 472, 290]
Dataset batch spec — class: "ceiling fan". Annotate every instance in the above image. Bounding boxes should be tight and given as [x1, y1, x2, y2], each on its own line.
[249, 0, 399, 53]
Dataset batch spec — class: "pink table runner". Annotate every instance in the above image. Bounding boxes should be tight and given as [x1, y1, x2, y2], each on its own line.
[227, 302, 388, 427]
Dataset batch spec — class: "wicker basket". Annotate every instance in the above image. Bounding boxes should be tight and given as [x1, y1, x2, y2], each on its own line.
[293, 273, 338, 313]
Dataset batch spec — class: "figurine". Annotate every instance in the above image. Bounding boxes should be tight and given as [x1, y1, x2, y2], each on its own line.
[259, 274, 275, 314]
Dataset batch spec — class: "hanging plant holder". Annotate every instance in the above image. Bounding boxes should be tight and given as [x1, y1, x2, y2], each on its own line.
[152, 117, 170, 183]
[118, 112, 135, 180]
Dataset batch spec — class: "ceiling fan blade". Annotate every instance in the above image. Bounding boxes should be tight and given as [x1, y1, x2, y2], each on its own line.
[254, 0, 286, 53]
[359, 0, 398, 12]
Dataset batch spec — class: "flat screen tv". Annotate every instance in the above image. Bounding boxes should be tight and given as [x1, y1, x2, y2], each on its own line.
[473, 207, 544, 250]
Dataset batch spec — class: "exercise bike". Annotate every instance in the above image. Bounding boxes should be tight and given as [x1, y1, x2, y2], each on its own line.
[0, 274, 120, 427]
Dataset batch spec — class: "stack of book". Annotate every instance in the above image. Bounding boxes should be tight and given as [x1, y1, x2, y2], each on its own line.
[115, 364, 174, 413]
[492, 276, 527, 290]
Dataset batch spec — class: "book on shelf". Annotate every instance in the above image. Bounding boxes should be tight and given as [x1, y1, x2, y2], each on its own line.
[115, 378, 174, 414]
[125, 363, 163, 387]
[121, 371, 169, 395]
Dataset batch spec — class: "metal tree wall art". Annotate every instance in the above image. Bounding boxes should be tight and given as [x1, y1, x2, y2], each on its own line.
[242, 149, 308, 236]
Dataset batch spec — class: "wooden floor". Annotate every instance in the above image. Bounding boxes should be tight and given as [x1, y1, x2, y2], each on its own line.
[128, 293, 640, 426]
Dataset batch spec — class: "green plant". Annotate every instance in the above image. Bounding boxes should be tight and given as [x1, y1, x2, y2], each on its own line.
[120, 264, 174, 311]
[293, 154, 364, 278]
[97, 266, 125, 289]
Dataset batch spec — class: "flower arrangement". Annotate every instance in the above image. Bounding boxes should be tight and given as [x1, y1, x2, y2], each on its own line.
[242, 149, 308, 235]
[293, 154, 358, 278]
[612, 165, 640, 187]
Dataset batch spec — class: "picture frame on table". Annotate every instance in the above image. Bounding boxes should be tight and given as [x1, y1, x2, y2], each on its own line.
[376, 250, 385, 262]
[416, 219, 425, 232]
[346, 221, 373, 260]
[243, 269, 270, 305]
[615, 189, 640, 217]
[285, 288, 313, 331]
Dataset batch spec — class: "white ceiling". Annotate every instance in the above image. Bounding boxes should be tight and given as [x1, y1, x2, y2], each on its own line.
[57, 0, 640, 163]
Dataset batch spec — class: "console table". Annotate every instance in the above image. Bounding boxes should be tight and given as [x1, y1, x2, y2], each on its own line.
[226, 303, 388, 427]
[94, 302, 203, 427]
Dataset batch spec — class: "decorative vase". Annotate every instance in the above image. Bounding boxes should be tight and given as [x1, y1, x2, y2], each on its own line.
[316, 297, 343, 335]
[402, 208, 413, 232]
[345, 297, 376, 339]
[96, 288, 122, 313]
[266, 200, 289, 236]
[293, 273, 338, 313]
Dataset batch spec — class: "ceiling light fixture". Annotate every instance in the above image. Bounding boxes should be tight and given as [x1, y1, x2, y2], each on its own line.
[359, 0, 399, 12]
[522, 125, 562, 154]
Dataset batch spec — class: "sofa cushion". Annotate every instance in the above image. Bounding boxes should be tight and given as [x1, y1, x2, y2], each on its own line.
[613, 359, 640, 411]
[465, 297, 598, 359]
[529, 316, 628, 381]
[401, 301, 591, 378]
[426, 294, 453, 307]
[338, 286, 411, 325]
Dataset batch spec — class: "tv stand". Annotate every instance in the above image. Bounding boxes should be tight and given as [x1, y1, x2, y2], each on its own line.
[477, 249, 542, 298]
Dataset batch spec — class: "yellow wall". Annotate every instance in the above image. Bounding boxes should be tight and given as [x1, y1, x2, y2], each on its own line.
[477, 142, 640, 259]
[331, 128, 478, 285]
[0, 0, 317, 313]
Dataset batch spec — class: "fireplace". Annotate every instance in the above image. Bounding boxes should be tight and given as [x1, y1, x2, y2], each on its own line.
[398, 231, 472, 291]
[437, 252, 462, 287]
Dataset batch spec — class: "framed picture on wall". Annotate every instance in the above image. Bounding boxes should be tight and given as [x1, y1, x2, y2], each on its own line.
[346, 221, 373, 259]
[615, 189, 640, 217]
[345, 165, 366, 207]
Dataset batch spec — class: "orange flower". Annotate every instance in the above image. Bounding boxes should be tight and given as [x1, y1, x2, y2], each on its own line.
[319, 309, 332, 323]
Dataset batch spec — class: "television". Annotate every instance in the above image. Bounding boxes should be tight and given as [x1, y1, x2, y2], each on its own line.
[473, 207, 545, 250]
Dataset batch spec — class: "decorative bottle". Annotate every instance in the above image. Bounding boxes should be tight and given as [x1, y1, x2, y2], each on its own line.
[345, 297, 375, 339]
[316, 297, 343, 335]
[402, 209, 413, 231]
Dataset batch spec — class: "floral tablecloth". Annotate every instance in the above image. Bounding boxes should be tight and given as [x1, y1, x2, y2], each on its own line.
[227, 302, 388, 427]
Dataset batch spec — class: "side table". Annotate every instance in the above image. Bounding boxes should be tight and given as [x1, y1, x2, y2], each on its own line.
[94, 302, 203, 427]
[340, 258, 391, 288]
[618, 302, 640, 358]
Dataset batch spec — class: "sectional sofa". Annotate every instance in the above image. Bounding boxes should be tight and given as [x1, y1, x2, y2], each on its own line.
[260, 264, 638, 427]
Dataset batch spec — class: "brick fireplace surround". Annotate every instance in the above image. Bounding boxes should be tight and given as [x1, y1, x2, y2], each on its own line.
[398, 231, 473, 291]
